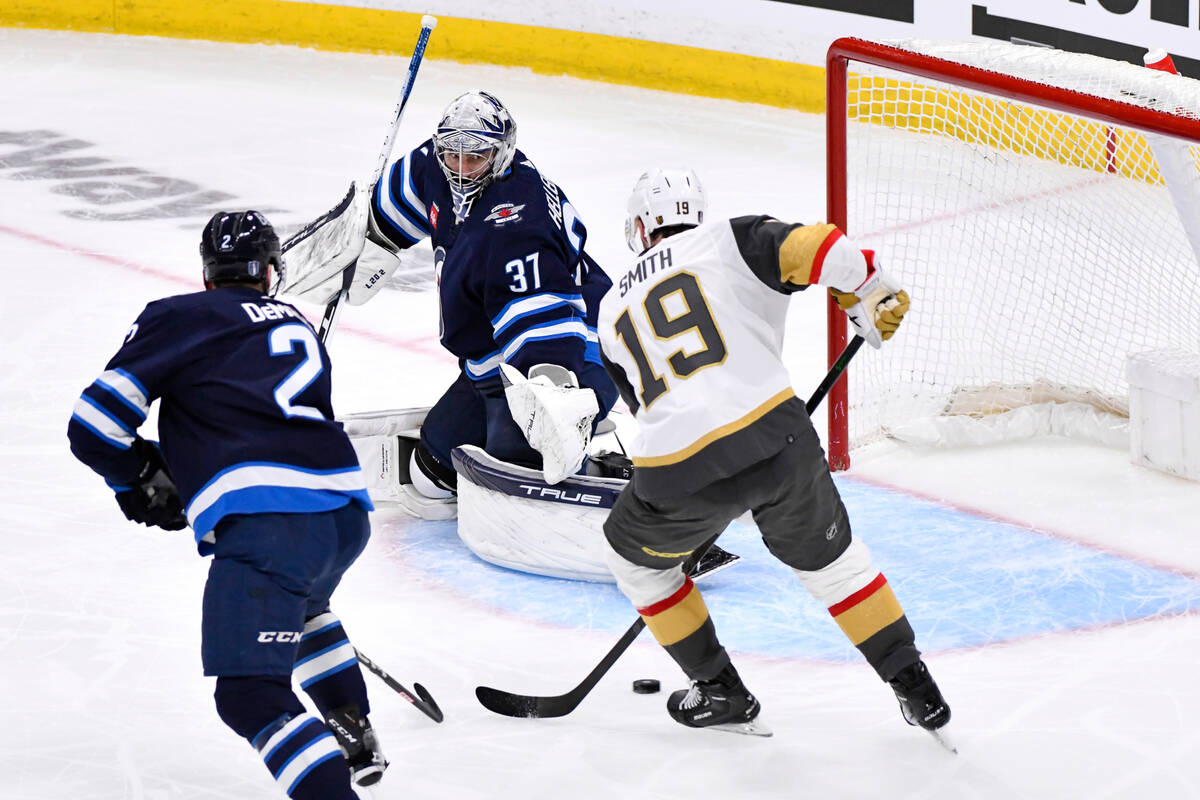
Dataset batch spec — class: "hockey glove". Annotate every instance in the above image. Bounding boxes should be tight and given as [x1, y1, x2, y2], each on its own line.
[829, 250, 911, 349]
[275, 182, 369, 304]
[114, 440, 188, 531]
[500, 363, 599, 485]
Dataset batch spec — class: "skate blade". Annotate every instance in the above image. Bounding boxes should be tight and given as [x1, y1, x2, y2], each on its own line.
[708, 718, 773, 737]
[925, 726, 957, 754]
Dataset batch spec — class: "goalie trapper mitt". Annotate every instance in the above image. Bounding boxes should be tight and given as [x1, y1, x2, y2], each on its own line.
[500, 362, 599, 485]
[114, 440, 188, 531]
[829, 249, 910, 349]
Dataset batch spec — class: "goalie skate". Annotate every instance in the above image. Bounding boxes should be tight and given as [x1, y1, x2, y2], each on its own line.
[340, 407, 457, 520]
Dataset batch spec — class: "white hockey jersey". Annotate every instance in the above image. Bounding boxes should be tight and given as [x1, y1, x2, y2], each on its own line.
[597, 215, 868, 498]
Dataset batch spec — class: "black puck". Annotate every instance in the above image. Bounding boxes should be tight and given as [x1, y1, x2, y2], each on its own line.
[632, 678, 661, 694]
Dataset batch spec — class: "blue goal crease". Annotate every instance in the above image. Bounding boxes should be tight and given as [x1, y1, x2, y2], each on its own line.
[388, 476, 1200, 662]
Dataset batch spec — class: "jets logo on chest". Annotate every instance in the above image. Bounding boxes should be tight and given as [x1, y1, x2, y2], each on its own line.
[485, 203, 525, 225]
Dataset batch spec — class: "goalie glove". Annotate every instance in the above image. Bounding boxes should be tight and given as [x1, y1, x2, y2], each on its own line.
[828, 250, 911, 349]
[499, 363, 599, 485]
[275, 182, 369, 305]
[114, 440, 188, 531]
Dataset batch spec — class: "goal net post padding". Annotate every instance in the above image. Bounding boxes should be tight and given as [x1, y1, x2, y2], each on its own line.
[824, 38, 1200, 469]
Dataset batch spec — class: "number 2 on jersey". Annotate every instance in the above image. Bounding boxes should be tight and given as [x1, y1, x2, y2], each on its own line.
[269, 323, 326, 420]
[613, 271, 726, 409]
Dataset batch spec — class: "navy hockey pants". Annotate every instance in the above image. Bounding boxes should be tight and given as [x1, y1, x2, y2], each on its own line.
[201, 501, 370, 676]
[420, 361, 618, 476]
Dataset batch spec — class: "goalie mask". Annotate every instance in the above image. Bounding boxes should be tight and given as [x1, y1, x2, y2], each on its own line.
[433, 90, 517, 218]
[624, 167, 706, 253]
[200, 210, 282, 289]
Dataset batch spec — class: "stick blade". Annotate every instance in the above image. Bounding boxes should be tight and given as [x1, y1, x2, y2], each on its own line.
[413, 683, 445, 723]
[475, 685, 573, 719]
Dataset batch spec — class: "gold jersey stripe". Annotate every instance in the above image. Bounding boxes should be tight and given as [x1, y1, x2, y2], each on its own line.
[632, 388, 795, 468]
[640, 582, 710, 647]
[830, 580, 905, 646]
[778, 223, 838, 286]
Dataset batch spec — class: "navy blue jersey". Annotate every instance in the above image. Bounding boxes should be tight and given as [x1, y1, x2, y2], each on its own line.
[371, 141, 612, 385]
[68, 286, 372, 553]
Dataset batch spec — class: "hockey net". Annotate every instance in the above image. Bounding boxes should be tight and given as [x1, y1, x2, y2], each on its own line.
[825, 38, 1200, 469]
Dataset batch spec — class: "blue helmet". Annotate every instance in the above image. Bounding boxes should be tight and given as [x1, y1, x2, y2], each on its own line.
[433, 91, 517, 212]
[200, 210, 281, 287]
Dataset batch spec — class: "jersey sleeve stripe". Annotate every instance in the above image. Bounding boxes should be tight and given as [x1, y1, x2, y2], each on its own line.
[464, 351, 504, 380]
[400, 155, 429, 221]
[94, 376, 149, 420]
[375, 162, 429, 244]
[99, 369, 150, 413]
[490, 292, 585, 335]
[71, 396, 136, 449]
[498, 319, 588, 362]
[779, 223, 840, 286]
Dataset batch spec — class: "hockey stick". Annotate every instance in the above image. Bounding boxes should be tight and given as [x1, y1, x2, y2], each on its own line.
[474, 335, 868, 719]
[316, 14, 437, 343]
[355, 648, 444, 723]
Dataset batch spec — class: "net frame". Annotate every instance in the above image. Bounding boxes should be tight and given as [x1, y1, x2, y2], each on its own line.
[825, 37, 1200, 470]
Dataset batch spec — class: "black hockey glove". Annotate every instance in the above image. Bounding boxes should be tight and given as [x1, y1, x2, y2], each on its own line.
[114, 440, 188, 531]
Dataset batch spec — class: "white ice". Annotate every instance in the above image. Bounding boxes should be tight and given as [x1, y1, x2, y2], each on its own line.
[4, 29, 1200, 800]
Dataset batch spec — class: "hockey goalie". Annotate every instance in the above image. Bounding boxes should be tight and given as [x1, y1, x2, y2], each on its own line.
[275, 91, 738, 583]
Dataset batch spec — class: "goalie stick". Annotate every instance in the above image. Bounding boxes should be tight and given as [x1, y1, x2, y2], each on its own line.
[474, 336, 868, 719]
[312, 14, 437, 343]
[355, 648, 444, 723]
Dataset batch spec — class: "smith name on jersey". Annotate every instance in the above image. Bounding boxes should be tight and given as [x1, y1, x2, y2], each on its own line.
[371, 140, 611, 385]
[598, 216, 869, 498]
[67, 287, 372, 553]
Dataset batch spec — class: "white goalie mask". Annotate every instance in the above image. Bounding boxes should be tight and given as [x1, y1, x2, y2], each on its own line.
[624, 167, 706, 253]
[433, 90, 517, 217]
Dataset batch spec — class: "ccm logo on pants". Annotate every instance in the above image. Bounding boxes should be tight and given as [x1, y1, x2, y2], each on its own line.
[257, 631, 303, 643]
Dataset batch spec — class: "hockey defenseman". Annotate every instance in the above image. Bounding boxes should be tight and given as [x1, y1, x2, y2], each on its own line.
[284, 90, 621, 519]
[67, 211, 388, 798]
[597, 168, 951, 739]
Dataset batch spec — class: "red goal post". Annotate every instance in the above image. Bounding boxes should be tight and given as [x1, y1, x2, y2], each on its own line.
[824, 37, 1200, 470]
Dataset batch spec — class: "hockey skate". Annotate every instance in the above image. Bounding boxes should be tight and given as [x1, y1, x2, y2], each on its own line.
[889, 660, 956, 752]
[324, 705, 388, 786]
[667, 664, 771, 737]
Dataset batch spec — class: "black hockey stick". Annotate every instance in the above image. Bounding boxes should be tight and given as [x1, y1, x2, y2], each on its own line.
[474, 335, 867, 719]
[355, 648, 444, 723]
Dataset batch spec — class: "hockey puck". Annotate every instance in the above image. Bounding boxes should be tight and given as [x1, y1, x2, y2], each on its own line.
[632, 679, 661, 694]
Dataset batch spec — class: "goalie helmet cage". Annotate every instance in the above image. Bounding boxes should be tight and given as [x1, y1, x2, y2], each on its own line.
[824, 37, 1200, 470]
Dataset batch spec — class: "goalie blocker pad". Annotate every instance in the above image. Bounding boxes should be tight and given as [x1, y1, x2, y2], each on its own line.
[452, 445, 625, 583]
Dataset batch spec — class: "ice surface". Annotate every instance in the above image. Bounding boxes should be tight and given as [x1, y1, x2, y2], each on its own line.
[4, 28, 1200, 800]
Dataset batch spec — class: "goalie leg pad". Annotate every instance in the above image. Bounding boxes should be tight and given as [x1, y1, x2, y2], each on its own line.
[451, 445, 625, 582]
[340, 407, 457, 520]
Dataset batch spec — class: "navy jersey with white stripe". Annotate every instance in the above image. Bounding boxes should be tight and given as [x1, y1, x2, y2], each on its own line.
[67, 286, 372, 553]
[372, 140, 612, 383]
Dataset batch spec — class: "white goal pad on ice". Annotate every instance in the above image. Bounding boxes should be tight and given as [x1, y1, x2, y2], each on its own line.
[452, 445, 625, 583]
[824, 38, 1200, 466]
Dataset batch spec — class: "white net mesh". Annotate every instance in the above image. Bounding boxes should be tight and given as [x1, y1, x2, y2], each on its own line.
[838, 39, 1200, 450]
